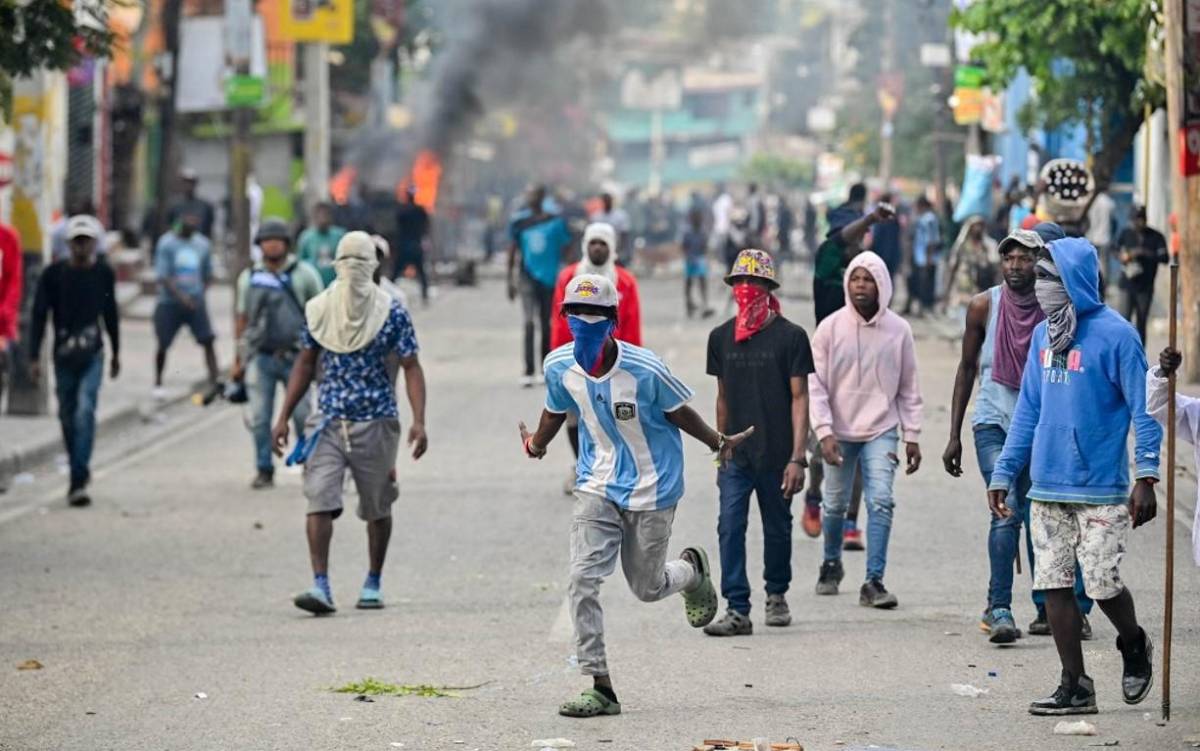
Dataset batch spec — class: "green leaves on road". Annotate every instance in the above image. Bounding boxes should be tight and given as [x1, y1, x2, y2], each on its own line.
[329, 677, 488, 698]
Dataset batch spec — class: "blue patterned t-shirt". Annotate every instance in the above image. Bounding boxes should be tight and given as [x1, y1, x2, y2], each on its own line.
[301, 301, 419, 420]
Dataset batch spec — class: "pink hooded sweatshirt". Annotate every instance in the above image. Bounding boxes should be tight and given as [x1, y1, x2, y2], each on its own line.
[809, 251, 923, 444]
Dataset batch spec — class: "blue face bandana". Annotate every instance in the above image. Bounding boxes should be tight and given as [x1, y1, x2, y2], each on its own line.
[567, 315, 615, 375]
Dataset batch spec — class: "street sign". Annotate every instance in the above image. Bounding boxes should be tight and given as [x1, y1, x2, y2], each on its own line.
[951, 87, 984, 125]
[225, 75, 264, 108]
[225, 0, 254, 67]
[279, 0, 354, 44]
[806, 106, 836, 133]
[1180, 122, 1200, 177]
[920, 43, 951, 67]
[954, 65, 986, 90]
[0, 153, 12, 189]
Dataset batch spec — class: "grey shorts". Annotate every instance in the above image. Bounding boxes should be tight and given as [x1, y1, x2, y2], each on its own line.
[303, 416, 401, 521]
[1031, 500, 1131, 600]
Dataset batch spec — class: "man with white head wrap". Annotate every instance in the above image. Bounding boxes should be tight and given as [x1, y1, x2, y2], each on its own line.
[272, 231, 429, 616]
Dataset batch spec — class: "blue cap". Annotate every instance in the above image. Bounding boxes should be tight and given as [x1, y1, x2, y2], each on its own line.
[1033, 222, 1066, 244]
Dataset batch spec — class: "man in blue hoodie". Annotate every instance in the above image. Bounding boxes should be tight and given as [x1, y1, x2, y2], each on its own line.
[987, 236, 1160, 716]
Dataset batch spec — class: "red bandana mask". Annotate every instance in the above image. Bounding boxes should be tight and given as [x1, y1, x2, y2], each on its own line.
[733, 283, 779, 342]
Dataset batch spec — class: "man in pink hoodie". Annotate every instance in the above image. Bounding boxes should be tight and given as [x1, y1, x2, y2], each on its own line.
[809, 250, 923, 608]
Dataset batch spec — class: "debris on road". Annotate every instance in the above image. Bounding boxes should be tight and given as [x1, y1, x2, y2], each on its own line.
[1053, 720, 1097, 736]
[17, 659, 44, 671]
[193, 692, 208, 700]
[695, 740, 803, 750]
[949, 683, 988, 697]
[1087, 742, 1119, 747]
[530, 739, 575, 749]
[329, 677, 489, 698]
[354, 694, 374, 702]
[253, 521, 263, 530]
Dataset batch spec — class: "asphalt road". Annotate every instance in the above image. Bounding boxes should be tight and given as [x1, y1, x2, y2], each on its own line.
[1, 273, 1198, 751]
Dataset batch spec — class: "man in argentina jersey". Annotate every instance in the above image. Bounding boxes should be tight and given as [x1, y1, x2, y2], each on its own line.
[519, 274, 753, 719]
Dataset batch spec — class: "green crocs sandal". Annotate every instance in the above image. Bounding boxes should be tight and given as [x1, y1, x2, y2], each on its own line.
[558, 688, 621, 718]
[681, 546, 718, 628]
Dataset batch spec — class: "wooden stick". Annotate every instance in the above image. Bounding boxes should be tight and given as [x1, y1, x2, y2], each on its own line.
[1164, 258, 1178, 723]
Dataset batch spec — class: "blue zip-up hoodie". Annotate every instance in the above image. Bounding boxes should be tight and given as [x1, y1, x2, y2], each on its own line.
[988, 237, 1161, 503]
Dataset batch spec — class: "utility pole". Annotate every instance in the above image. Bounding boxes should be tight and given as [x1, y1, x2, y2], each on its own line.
[152, 0, 183, 240]
[303, 42, 331, 213]
[226, 0, 255, 321]
[1166, 0, 1200, 382]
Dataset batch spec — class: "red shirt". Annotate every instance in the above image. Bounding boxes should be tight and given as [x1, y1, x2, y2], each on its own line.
[550, 263, 642, 350]
[0, 222, 22, 343]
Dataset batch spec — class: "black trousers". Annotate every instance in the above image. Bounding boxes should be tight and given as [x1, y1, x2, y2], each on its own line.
[1121, 285, 1153, 344]
[521, 278, 554, 376]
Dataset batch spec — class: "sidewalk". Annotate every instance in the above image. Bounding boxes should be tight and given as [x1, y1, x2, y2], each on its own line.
[0, 286, 236, 487]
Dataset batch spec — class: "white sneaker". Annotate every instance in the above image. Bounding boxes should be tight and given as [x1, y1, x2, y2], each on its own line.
[534, 374, 546, 386]
[519, 375, 535, 388]
[152, 386, 169, 402]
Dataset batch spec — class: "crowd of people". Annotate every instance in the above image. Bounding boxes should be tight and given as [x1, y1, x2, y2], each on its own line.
[0, 161, 1193, 725]
[504, 171, 1187, 721]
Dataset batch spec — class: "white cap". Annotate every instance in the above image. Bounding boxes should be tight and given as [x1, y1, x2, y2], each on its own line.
[563, 273, 618, 309]
[66, 215, 101, 240]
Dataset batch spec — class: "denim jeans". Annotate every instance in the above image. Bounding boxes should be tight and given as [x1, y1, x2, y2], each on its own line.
[55, 353, 104, 486]
[247, 352, 310, 472]
[822, 428, 898, 581]
[974, 424, 1093, 614]
[716, 462, 793, 615]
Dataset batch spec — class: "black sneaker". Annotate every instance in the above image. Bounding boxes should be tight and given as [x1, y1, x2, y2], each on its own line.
[1080, 614, 1093, 641]
[1029, 673, 1098, 716]
[1028, 609, 1051, 636]
[67, 477, 91, 507]
[1116, 628, 1154, 705]
[251, 470, 275, 490]
[815, 559, 843, 595]
[859, 579, 898, 609]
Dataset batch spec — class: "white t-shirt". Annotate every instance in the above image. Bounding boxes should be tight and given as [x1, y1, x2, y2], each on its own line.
[1087, 192, 1116, 247]
[712, 193, 733, 235]
[544, 341, 694, 511]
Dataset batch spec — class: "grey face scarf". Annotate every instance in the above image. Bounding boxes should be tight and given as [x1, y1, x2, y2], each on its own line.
[1034, 258, 1076, 354]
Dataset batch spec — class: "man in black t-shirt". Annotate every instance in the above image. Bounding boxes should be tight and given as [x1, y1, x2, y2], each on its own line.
[28, 216, 121, 507]
[1116, 206, 1168, 345]
[704, 249, 814, 637]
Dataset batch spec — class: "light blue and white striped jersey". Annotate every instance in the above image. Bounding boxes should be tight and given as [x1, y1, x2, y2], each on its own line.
[544, 341, 694, 510]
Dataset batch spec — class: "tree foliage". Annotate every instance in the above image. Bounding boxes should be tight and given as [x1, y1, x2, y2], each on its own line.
[953, 0, 1163, 189]
[0, 0, 116, 115]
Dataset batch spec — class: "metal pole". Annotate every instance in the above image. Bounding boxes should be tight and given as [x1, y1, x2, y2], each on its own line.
[152, 0, 183, 240]
[303, 42, 330, 212]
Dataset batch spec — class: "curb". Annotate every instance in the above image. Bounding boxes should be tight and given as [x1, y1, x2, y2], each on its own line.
[0, 378, 209, 491]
